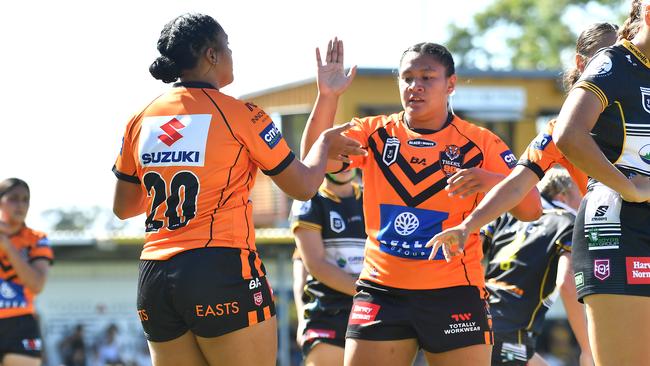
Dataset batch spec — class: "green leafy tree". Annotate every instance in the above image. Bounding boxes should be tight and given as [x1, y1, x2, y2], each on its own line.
[447, 0, 625, 70]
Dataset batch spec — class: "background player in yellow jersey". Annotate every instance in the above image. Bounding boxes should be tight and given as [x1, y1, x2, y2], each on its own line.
[302, 39, 540, 365]
[554, 1, 650, 364]
[112, 13, 364, 366]
[0, 178, 53, 366]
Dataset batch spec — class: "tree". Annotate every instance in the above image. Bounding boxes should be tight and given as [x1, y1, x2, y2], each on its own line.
[446, 0, 625, 70]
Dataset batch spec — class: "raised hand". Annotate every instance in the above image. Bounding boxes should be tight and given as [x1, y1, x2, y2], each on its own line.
[622, 174, 650, 203]
[425, 224, 469, 262]
[316, 37, 357, 97]
[321, 122, 367, 163]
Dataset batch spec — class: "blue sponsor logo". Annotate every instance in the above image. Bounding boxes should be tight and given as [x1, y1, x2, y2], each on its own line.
[500, 150, 517, 169]
[639, 144, 650, 164]
[0, 279, 27, 308]
[532, 133, 552, 151]
[260, 123, 282, 149]
[377, 204, 449, 260]
[141, 151, 200, 165]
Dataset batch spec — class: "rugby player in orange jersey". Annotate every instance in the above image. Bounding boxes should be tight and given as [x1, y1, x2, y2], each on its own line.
[0, 178, 53, 366]
[301, 39, 540, 366]
[112, 14, 365, 366]
[429, 22, 618, 278]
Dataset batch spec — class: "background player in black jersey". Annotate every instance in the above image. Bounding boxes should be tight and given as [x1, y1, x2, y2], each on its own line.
[291, 169, 366, 366]
[554, 1, 650, 364]
[483, 168, 592, 366]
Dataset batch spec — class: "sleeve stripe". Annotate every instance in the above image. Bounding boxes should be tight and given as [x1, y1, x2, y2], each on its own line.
[574, 81, 608, 111]
[112, 165, 141, 184]
[29, 256, 54, 264]
[290, 221, 322, 232]
[262, 151, 295, 176]
[516, 160, 545, 180]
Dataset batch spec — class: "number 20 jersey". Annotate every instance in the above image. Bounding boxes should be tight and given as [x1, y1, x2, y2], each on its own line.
[344, 112, 517, 290]
[113, 82, 295, 260]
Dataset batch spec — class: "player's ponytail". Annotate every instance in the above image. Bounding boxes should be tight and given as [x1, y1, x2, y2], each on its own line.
[0, 178, 29, 200]
[619, 0, 644, 41]
[562, 22, 618, 92]
[149, 13, 225, 83]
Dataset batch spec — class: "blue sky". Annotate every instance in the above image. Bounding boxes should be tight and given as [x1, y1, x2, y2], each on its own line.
[0, 0, 618, 232]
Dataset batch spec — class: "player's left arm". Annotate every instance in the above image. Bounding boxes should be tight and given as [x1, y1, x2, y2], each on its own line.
[0, 229, 51, 294]
[557, 251, 593, 365]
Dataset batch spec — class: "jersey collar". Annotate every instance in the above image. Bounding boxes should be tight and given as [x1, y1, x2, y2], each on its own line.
[318, 182, 361, 202]
[173, 81, 219, 90]
[621, 40, 650, 69]
[401, 111, 454, 135]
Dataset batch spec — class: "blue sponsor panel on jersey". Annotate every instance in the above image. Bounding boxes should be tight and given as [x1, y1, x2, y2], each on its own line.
[259, 122, 282, 149]
[0, 279, 27, 309]
[377, 204, 449, 260]
[500, 150, 518, 169]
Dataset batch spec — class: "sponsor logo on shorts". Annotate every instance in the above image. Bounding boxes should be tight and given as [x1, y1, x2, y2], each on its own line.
[21, 338, 42, 351]
[407, 138, 436, 148]
[594, 259, 611, 281]
[594, 205, 609, 217]
[195, 302, 240, 317]
[259, 122, 282, 149]
[137, 309, 149, 321]
[348, 301, 380, 325]
[574, 272, 584, 288]
[303, 329, 336, 341]
[440, 145, 464, 177]
[586, 228, 620, 250]
[253, 291, 263, 306]
[500, 150, 518, 169]
[382, 137, 400, 166]
[626, 257, 650, 284]
[444, 312, 481, 335]
[249, 278, 262, 290]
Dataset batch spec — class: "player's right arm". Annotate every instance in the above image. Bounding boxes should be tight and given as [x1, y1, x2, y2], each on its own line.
[112, 117, 147, 220]
[301, 38, 357, 173]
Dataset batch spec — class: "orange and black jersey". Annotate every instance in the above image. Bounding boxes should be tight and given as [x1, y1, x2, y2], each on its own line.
[343, 112, 517, 290]
[113, 81, 295, 260]
[0, 226, 53, 319]
[517, 119, 588, 195]
[482, 203, 574, 334]
[574, 40, 650, 178]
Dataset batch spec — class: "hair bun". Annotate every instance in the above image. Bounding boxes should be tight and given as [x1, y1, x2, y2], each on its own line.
[149, 55, 181, 83]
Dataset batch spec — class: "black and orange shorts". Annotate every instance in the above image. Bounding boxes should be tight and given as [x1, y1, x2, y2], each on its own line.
[0, 314, 43, 359]
[137, 247, 275, 342]
[346, 281, 493, 354]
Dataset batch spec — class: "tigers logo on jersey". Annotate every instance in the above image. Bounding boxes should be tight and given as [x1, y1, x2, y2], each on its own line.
[641, 87, 650, 114]
[382, 137, 400, 166]
[139, 114, 211, 167]
[440, 145, 464, 177]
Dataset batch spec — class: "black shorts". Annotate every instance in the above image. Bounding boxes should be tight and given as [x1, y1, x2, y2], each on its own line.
[0, 314, 42, 359]
[301, 306, 351, 357]
[138, 247, 276, 342]
[491, 330, 536, 365]
[346, 281, 493, 353]
[572, 183, 650, 301]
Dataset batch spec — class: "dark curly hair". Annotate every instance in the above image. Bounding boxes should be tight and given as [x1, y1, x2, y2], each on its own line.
[400, 43, 455, 77]
[562, 22, 618, 92]
[619, 0, 645, 41]
[149, 13, 225, 83]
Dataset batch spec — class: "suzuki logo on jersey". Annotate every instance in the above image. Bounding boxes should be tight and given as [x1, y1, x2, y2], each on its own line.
[641, 87, 650, 114]
[382, 137, 400, 166]
[259, 122, 282, 149]
[440, 145, 464, 177]
[139, 114, 211, 167]
[330, 211, 346, 233]
[500, 150, 518, 169]
[377, 204, 449, 260]
[158, 118, 185, 146]
[594, 259, 611, 281]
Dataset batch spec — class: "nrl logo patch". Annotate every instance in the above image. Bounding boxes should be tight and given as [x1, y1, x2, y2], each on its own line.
[382, 137, 400, 166]
[641, 87, 650, 114]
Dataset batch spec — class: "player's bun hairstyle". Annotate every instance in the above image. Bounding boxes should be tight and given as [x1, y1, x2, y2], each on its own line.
[149, 13, 225, 83]
[0, 178, 29, 200]
[563, 22, 619, 92]
[619, 0, 647, 41]
[400, 43, 455, 77]
[536, 167, 575, 201]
